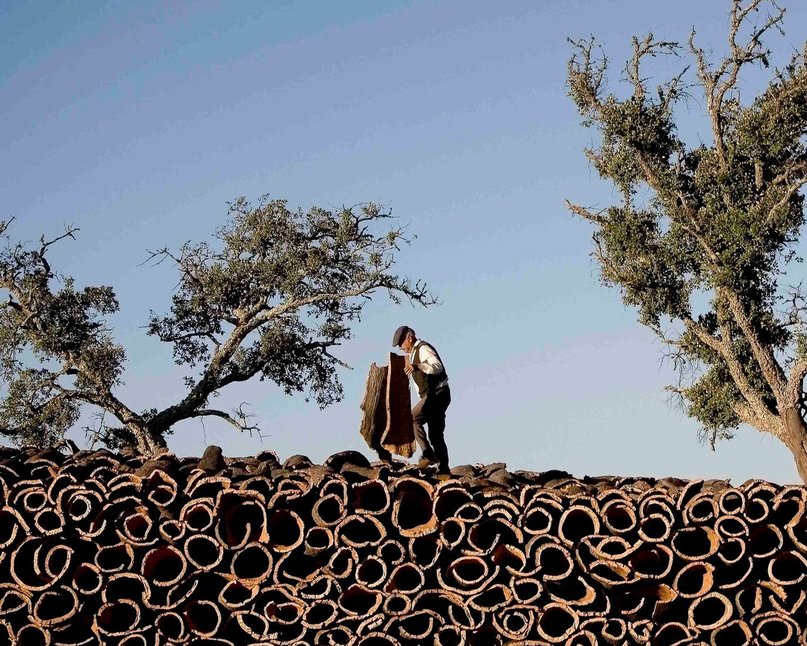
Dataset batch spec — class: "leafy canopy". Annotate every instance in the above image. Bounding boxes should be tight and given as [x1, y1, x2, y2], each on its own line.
[0, 197, 435, 455]
[567, 1, 807, 461]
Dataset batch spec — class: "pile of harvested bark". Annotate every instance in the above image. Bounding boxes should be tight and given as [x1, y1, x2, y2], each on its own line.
[0, 445, 804, 644]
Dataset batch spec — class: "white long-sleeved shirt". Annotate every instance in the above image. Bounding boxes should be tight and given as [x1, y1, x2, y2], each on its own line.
[410, 340, 445, 375]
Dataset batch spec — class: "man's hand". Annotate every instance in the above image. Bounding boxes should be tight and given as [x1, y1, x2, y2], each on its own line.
[404, 357, 414, 376]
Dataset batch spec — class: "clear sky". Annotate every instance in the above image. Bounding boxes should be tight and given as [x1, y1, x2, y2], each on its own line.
[2, 1, 807, 483]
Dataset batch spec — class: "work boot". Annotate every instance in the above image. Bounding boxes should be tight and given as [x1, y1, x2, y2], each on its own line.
[377, 448, 392, 462]
[417, 457, 436, 469]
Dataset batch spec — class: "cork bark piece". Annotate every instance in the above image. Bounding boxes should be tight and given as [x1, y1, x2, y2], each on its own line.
[359, 363, 388, 450]
[382, 353, 415, 457]
[359, 354, 415, 457]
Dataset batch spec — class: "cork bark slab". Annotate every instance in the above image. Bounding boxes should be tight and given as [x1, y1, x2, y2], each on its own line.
[382, 353, 415, 457]
[359, 354, 415, 457]
[359, 362, 387, 449]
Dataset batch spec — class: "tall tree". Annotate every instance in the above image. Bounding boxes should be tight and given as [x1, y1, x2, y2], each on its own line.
[567, 1, 807, 480]
[0, 197, 435, 455]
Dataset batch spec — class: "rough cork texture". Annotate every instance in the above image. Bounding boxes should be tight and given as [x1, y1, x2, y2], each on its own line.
[359, 356, 415, 458]
[359, 362, 387, 451]
[0, 445, 804, 644]
[384, 353, 414, 457]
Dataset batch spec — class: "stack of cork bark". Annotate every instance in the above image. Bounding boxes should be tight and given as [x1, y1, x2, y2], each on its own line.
[0, 445, 804, 645]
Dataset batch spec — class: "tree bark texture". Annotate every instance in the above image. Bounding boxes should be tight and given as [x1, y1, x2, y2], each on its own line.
[782, 408, 807, 484]
[359, 363, 387, 449]
[359, 353, 414, 457]
[385, 353, 414, 456]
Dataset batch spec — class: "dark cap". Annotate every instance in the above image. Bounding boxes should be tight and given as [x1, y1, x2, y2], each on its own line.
[392, 325, 411, 347]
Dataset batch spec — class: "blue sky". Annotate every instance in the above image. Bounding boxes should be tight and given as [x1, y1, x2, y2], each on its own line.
[2, 1, 807, 483]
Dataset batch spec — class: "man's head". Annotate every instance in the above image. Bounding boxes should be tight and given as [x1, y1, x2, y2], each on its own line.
[392, 325, 416, 353]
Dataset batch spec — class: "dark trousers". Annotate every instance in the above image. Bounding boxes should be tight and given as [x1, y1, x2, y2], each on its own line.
[412, 388, 451, 471]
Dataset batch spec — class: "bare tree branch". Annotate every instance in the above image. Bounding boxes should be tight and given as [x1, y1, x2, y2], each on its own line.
[566, 201, 608, 224]
[190, 404, 260, 434]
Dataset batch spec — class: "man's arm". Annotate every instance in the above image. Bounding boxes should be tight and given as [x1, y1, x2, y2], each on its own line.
[415, 343, 444, 375]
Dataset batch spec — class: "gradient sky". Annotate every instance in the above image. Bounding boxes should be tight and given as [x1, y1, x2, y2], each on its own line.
[3, 1, 807, 483]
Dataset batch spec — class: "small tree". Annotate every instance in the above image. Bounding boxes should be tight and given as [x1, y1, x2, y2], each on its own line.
[0, 197, 436, 455]
[567, 0, 807, 481]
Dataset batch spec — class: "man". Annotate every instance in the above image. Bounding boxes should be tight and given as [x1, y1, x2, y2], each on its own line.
[392, 325, 451, 474]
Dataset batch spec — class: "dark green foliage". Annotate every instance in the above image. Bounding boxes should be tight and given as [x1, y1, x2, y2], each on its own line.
[0, 197, 435, 454]
[0, 224, 126, 447]
[568, 1, 807, 453]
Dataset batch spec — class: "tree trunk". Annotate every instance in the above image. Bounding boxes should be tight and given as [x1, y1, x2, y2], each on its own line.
[781, 408, 807, 484]
[130, 423, 168, 457]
